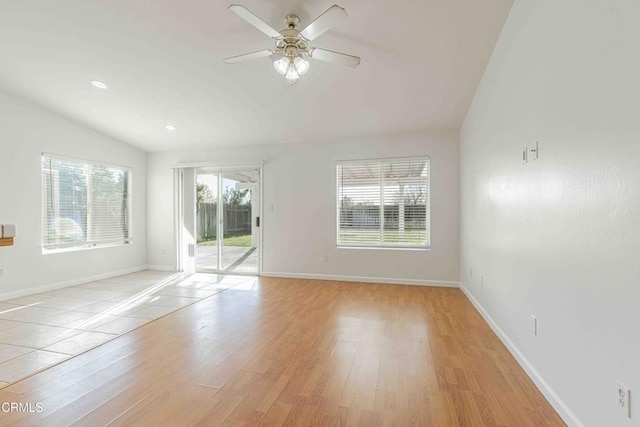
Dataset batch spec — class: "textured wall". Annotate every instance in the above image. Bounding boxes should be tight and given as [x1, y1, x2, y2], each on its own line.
[0, 91, 147, 298]
[461, 1, 640, 425]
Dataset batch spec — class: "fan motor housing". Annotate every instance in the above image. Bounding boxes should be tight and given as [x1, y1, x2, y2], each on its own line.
[276, 27, 308, 53]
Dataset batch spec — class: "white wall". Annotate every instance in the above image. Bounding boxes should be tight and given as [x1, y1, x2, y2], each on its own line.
[0, 91, 147, 299]
[460, 1, 640, 425]
[147, 131, 460, 284]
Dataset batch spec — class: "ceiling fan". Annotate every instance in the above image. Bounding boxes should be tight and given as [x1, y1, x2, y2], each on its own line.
[223, 4, 361, 84]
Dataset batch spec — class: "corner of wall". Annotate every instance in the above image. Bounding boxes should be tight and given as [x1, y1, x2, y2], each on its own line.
[459, 282, 583, 427]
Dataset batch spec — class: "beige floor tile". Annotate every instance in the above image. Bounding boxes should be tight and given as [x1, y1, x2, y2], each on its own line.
[116, 276, 173, 286]
[103, 293, 146, 303]
[67, 314, 122, 330]
[167, 278, 216, 290]
[0, 303, 24, 314]
[0, 343, 33, 363]
[43, 331, 117, 355]
[43, 288, 131, 301]
[0, 326, 81, 349]
[101, 277, 162, 285]
[0, 324, 67, 342]
[3, 294, 55, 306]
[27, 310, 97, 328]
[71, 280, 128, 290]
[0, 320, 26, 333]
[216, 276, 252, 284]
[86, 317, 149, 334]
[32, 296, 100, 311]
[104, 273, 178, 286]
[200, 282, 241, 292]
[144, 295, 200, 308]
[153, 287, 217, 299]
[41, 288, 97, 299]
[0, 350, 69, 383]
[0, 306, 67, 323]
[188, 273, 223, 282]
[126, 305, 177, 319]
[105, 301, 154, 317]
[73, 300, 122, 314]
[73, 282, 143, 293]
[111, 285, 161, 293]
[103, 295, 165, 314]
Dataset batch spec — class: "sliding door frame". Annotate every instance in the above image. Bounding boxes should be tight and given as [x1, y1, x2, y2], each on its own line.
[173, 162, 263, 276]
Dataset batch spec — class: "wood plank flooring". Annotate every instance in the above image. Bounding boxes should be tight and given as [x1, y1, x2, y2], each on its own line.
[0, 276, 565, 426]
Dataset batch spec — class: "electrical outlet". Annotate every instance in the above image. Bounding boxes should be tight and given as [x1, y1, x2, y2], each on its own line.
[617, 382, 631, 418]
[323, 254, 329, 262]
[531, 315, 538, 336]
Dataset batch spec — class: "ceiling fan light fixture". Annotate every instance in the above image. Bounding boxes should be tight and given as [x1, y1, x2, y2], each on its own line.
[294, 56, 310, 75]
[285, 61, 299, 84]
[224, 4, 360, 84]
[273, 56, 289, 75]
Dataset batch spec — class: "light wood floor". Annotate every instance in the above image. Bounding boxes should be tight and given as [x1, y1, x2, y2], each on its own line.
[0, 276, 564, 426]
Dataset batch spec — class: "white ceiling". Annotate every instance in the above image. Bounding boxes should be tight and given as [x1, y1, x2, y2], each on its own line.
[0, 0, 513, 152]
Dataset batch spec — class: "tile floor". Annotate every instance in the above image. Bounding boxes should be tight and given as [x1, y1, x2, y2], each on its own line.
[0, 270, 256, 387]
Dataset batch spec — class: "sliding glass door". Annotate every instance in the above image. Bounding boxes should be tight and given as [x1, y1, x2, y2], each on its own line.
[195, 167, 259, 274]
[220, 170, 259, 273]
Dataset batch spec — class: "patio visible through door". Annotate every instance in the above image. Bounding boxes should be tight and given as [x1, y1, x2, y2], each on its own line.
[195, 167, 259, 274]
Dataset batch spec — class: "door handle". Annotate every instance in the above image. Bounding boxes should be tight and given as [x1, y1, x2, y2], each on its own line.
[256, 216, 260, 227]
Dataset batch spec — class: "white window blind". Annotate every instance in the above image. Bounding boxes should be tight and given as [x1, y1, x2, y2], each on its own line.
[337, 157, 430, 248]
[42, 155, 132, 251]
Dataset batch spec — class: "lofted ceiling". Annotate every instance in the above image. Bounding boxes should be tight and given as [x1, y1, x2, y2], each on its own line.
[0, 0, 513, 152]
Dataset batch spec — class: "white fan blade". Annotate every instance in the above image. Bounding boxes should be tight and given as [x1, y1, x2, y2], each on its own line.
[300, 5, 347, 41]
[309, 48, 361, 68]
[224, 49, 274, 64]
[228, 4, 282, 39]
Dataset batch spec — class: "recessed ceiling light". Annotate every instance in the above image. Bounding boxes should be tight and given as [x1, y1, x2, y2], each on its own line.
[90, 80, 108, 89]
[165, 124, 177, 131]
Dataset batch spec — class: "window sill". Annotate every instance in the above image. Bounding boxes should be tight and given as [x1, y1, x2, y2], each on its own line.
[42, 241, 132, 255]
[337, 245, 430, 252]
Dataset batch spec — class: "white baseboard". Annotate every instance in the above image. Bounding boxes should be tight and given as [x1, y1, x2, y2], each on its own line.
[459, 282, 583, 427]
[261, 271, 460, 288]
[0, 265, 148, 302]
[145, 265, 177, 272]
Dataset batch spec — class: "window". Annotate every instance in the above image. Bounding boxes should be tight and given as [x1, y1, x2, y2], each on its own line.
[41, 154, 132, 251]
[337, 157, 430, 248]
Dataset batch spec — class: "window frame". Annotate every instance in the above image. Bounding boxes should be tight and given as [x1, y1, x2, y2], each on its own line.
[336, 156, 431, 250]
[41, 153, 133, 253]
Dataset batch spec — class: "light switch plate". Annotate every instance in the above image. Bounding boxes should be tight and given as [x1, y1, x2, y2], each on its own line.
[530, 141, 539, 160]
[617, 382, 631, 418]
[531, 315, 537, 336]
